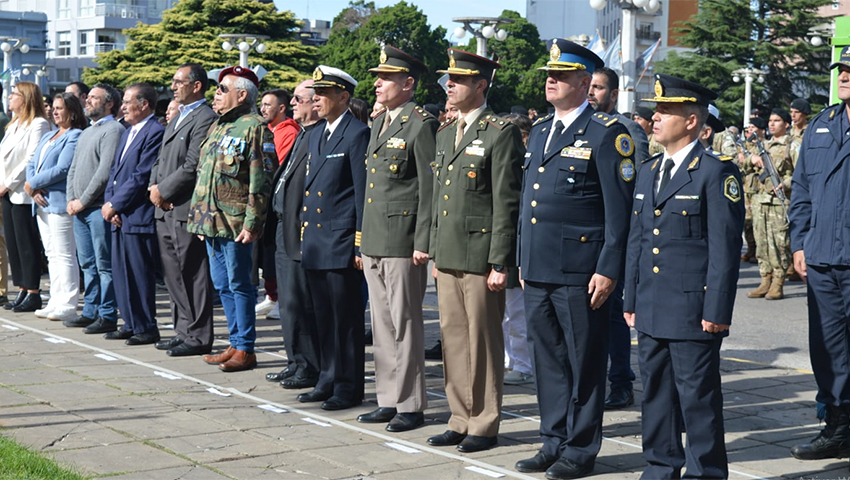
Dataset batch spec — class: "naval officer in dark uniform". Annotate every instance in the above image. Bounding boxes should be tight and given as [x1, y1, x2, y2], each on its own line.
[356, 45, 436, 432]
[514, 39, 635, 480]
[623, 74, 744, 479]
[790, 46, 850, 463]
[427, 49, 524, 453]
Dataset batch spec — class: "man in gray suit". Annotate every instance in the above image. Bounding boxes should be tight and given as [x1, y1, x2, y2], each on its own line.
[148, 63, 218, 356]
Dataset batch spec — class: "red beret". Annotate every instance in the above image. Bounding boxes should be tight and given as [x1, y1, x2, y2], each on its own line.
[218, 66, 259, 88]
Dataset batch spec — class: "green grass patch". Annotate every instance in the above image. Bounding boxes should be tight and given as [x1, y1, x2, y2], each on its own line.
[0, 434, 88, 480]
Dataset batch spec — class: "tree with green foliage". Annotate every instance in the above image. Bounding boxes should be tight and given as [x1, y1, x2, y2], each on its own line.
[463, 10, 548, 114]
[320, 1, 449, 106]
[82, 0, 317, 93]
[655, 0, 833, 127]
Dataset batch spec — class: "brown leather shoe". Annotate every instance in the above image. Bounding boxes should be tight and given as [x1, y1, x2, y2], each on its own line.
[219, 350, 257, 372]
[203, 346, 236, 365]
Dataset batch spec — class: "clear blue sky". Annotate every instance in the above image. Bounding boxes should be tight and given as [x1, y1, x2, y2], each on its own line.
[273, 0, 527, 41]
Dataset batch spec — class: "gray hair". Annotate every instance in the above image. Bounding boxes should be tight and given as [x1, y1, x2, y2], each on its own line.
[233, 76, 258, 108]
[683, 103, 709, 131]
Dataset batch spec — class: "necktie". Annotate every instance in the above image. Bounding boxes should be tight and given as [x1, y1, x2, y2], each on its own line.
[657, 158, 675, 197]
[378, 113, 391, 137]
[455, 117, 467, 150]
[319, 128, 330, 154]
[546, 120, 565, 153]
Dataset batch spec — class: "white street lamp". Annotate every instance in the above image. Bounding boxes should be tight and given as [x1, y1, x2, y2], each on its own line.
[452, 17, 514, 57]
[21, 64, 47, 93]
[218, 34, 269, 69]
[732, 67, 768, 127]
[588, 1, 663, 113]
[0, 37, 30, 114]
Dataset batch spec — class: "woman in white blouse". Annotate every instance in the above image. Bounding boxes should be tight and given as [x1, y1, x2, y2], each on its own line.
[0, 82, 50, 312]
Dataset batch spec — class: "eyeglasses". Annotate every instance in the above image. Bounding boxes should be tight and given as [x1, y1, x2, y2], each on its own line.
[217, 84, 230, 94]
[171, 78, 192, 86]
[293, 95, 314, 103]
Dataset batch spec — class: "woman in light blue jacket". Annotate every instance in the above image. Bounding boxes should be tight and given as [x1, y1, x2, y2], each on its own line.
[25, 93, 87, 321]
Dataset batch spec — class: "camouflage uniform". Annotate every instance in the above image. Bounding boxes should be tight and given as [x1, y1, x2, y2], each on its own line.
[748, 134, 799, 300]
[790, 123, 807, 146]
[647, 132, 664, 156]
[712, 129, 738, 157]
[739, 139, 760, 261]
[187, 103, 275, 238]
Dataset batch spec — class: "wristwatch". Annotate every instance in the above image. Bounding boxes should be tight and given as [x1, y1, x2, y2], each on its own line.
[492, 264, 505, 273]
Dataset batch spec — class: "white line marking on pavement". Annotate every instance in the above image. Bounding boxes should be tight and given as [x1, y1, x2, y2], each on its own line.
[2, 318, 768, 480]
[153, 371, 181, 380]
[94, 353, 117, 361]
[301, 417, 331, 427]
[466, 465, 505, 478]
[257, 404, 287, 413]
[385, 442, 421, 454]
[206, 387, 231, 397]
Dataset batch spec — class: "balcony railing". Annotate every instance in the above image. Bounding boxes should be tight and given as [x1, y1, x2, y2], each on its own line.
[95, 4, 146, 19]
[95, 42, 124, 53]
[636, 30, 661, 42]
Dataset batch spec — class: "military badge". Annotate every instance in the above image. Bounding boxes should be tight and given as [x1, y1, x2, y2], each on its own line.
[467, 171, 477, 179]
[449, 52, 457, 69]
[465, 145, 485, 156]
[389, 164, 398, 173]
[550, 40, 561, 62]
[262, 142, 276, 153]
[654, 79, 663, 97]
[615, 133, 634, 157]
[620, 159, 635, 182]
[687, 157, 699, 170]
[574, 140, 587, 147]
[723, 175, 741, 203]
[561, 147, 592, 160]
[313, 67, 323, 81]
[651, 158, 659, 170]
[379, 45, 387, 64]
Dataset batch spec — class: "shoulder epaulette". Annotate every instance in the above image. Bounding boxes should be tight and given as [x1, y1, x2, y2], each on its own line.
[591, 112, 619, 127]
[812, 102, 842, 123]
[412, 105, 430, 120]
[644, 151, 662, 164]
[370, 107, 387, 120]
[484, 114, 507, 130]
[533, 113, 553, 126]
[704, 149, 733, 162]
[437, 117, 457, 132]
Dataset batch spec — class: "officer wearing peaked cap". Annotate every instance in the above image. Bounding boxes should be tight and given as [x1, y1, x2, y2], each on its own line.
[297, 65, 371, 411]
[356, 45, 437, 432]
[426, 48, 524, 453]
[622, 74, 744, 479]
[514, 38, 635, 479]
[789, 45, 850, 465]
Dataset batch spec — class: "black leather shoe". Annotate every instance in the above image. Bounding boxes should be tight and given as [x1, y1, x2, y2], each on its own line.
[427, 430, 466, 446]
[516, 451, 559, 473]
[266, 365, 297, 382]
[103, 329, 133, 340]
[297, 389, 331, 403]
[4, 290, 26, 310]
[604, 388, 634, 410]
[321, 396, 361, 411]
[155, 337, 183, 351]
[167, 343, 212, 357]
[357, 407, 398, 423]
[280, 375, 318, 390]
[63, 314, 95, 328]
[13, 292, 42, 312]
[125, 331, 161, 346]
[545, 457, 594, 480]
[386, 412, 424, 432]
[83, 318, 117, 334]
[457, 435, 497, 453]
[424, 340, 442, 360]
[791, 405, 850, 459]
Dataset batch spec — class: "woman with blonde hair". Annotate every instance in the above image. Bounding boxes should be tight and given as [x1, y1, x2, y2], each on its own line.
[0, 82, 50, 312]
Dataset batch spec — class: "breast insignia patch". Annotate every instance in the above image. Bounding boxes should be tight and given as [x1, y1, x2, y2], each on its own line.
[620, 159, 635, 182]
[723, 175, 741, 203]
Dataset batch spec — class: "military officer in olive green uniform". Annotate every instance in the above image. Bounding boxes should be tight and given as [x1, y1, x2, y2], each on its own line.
[426, 49, 524, 453]
[738, 117, 766, 263]
[356, 45, 437, 433]
[747, 109, 799, 300]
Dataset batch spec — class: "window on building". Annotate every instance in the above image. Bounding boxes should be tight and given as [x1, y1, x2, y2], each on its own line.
[79, 30, 95, 56]
[56, 69, 71, 83]
[57, 32, 71, 57]
[58, 0, 71, 18]
[80, 0, 95, 16]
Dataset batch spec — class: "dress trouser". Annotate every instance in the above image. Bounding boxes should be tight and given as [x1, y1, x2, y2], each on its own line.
[807, 265, 850, 407]
[274, 221, 320, 379]
[305, 267, 365, 401]
[637, 333, 727, 480]
[436, 268, 505, 437]
[2, 196, 40, 290]
[35, 210, 78, 310]
[156, 216, 213, 348]
[607, 279, 635, 390]
[112, 228, 158, 335]
[524, 280, 609, 466]
[362, 254, 427, 412]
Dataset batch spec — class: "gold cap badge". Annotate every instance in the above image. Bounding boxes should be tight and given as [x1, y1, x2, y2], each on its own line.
[654, 79, 663, 97]
[313, 68, 323, 81]
[449, 52, 457, 69]
[379, 45, 387, 64]
[550, 40, 561, 62]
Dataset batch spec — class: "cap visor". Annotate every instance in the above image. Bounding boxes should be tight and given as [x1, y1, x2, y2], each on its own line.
[435, 68, 480, 75]
[368, 65, 410, 74]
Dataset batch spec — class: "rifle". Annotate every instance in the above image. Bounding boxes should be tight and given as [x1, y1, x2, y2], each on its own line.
[747, 133, 789, 223]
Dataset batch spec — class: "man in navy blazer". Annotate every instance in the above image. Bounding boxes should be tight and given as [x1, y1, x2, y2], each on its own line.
[102, 83, 165, 346]
[296, 66, 369, 411]
[623, 74, 744, 479]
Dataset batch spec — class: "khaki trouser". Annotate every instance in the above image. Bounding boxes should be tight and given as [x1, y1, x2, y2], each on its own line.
[436, 268, 505, 437]
[752, 197, 790, 277]
[362, 254, 427, 412]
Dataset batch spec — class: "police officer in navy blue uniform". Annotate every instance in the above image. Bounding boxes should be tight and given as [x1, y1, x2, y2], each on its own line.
[296, 66, 370, 411]
[789, 46, 850, 463]
[623, 74, 744, 479]
[515, 39, 635, 479]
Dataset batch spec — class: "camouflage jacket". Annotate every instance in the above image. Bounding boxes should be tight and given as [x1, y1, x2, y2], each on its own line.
[790, 123, 807, 145]
[647, 132, 664, 156]
[753, 134, 799, 203]
[187, 103, 275, 239]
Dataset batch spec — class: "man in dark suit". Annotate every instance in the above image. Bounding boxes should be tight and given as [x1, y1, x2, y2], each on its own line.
[623, 74, 744, 479]
[264, 79, 322, 389]
[427, 49, 524, 453]
[101, 82, 165, 346]
[514, 39, 635, 479]
[148, 63, 217, 357]
[357, 45, 436, 433]
[296, 66, 369, 411]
